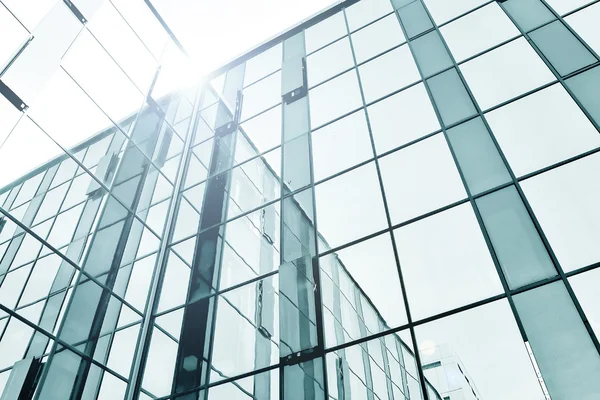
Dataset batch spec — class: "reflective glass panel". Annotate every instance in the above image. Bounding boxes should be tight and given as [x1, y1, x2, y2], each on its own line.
[460, 38, 555, 110]
[351, 14, 405, 64]
[485, 84, 600, 177]
[514, 281, 600, 400]
[447, 117, 511, 194]
[440, 3, 520, 62]
[530, 20, 596, 76]
[359, 44, 421, 103]
[410, 30, 453, 78]
[476, 186, 556, 288]
[311, 110, 373, 182]
[368, 83, 440, 154]
[521, 153, 600, 272]
[394, 203, 503, 320]
[379, 134, 467, 224]
[315, 162, 388, 249]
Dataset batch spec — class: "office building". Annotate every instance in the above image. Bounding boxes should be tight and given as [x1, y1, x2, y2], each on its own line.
[1, 0, 600, 399]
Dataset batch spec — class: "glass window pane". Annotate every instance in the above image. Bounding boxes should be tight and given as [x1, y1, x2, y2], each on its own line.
[351, 14, 405, 64]
[565, 65, 600, 126]
[514, 281, 600, 399]
[305, 12, 347, 54]
[309, 70, 363, 128]
[206, 369, 277, 399]
[0, 117, 65, 189]
[0, 94, 23, 147]
[142, 327, 178, 397]
[283, 358, 325, 400]
[379, 134, 467, 224]
[416, 300, 545, 399]
[321, 232, 408, 344]
[345, 0, 394, 32]
[424, 0, 489, 24]
[211, 275, 279, 383]
[110, 0, 168, 58]
[244, 43, 282, 86]
[1, 0, 56, 31]
[315, 163, 388, 249]
[545, 0, 595, 15]
[240, 71, 281, 121]
[87, 1, 158, 93]
[566, 2, 600, 55]
[427, 68, 476, 126]
[569, 268, 600, 338]
[394, 203, 503, 320]
[27, 68, 117, 155]
[311, 110, 373, 182]
[326, 330, 422, 400]
[0, 317, 34, 369]
[359, 44, 421, 103]
[477, 186, 556, 288]
[157, 251, 191, 312]
[530, 20, 596, 76]
[447, 117, 511, 194]
[2, 2, 81, 105]
[0, 5, 29, 69]
[502, 0, 555, 32]
[521, 152, 600, 272]
[239, 105, 282, 153]
[441, 3, 520, 62]
[460, 38, 555, 110]
[307, 37, 354, 87]
[410, 30, 453, 78]
[368, 83, 440, 154]
[398, 0, 434, 39]
[485, 84, 600, 177]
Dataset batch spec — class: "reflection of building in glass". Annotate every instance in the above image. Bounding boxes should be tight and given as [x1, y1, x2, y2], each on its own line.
[2, 0, 600, 399]
[420, 344, 481, 400]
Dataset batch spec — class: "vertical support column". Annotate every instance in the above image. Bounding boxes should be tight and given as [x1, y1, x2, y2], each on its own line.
[279, 31, 327, 399]
[172, 64, 244, 394]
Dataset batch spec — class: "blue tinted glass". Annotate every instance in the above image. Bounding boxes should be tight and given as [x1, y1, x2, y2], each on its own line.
[411, 30, 453, 77]
[427, 68, 476, 126]
[530, 21, 596, 76]
[502, 0, 555, 32]
[392, 0, 413, 9]
[566, 65, 600, 126]
[514, 282, 600, 399]
[447, 117, 511, 194]
[476, 186, 557, 288]
[398, 1, 433, 39]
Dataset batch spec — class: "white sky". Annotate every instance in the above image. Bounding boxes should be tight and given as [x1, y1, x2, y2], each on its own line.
[151, 0, 339, 75]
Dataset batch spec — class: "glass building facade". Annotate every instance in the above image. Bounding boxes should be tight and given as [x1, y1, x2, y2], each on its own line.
[1, 0, 600, 399]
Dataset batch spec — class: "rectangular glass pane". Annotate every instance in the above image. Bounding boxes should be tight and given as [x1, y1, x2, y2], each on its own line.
[501, 0, 555, 31]
[427, 68, 476, 126]
[410, 30, 453, 78]
[530, 20, 597, 76]
[566, 65, 600, 126]
[476, 186, 556, 288]
[514, 281, 600, 399]
[446, 117, 511, 194]
[398, 1, 434, 39]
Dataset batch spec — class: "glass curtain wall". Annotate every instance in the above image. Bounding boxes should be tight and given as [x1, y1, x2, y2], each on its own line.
[1, 0, 600, 399]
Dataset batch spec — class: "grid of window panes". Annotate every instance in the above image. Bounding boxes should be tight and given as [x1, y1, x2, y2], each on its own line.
[0, 0, 196, 398]
[2, 0, 600, 399]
